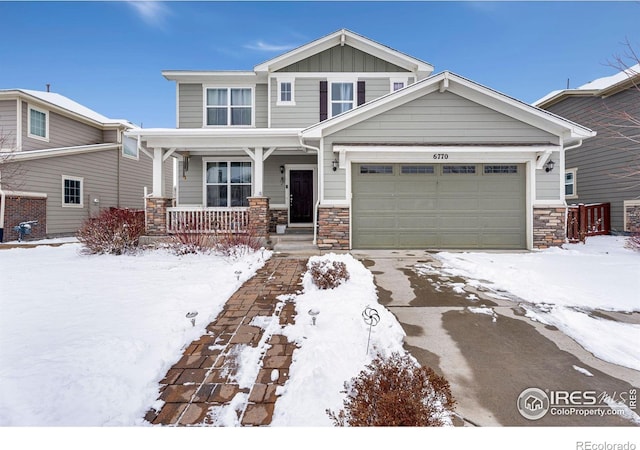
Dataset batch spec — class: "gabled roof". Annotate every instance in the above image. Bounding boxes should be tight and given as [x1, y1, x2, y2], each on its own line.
[302, 71, 595, 144]
[0, 89, 135, 128]
[254, 29, 434, 78]
[533, 64, 640, 108]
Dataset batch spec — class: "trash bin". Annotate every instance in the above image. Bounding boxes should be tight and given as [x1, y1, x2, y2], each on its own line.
[276, 224, 287, 234]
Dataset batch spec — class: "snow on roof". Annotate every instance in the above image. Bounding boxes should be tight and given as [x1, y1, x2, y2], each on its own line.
[3, 89, 133, 127]
[578, 63, 640, 90]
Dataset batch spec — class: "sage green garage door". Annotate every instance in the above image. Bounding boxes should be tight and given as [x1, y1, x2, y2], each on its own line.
[352, 163, 526, 249]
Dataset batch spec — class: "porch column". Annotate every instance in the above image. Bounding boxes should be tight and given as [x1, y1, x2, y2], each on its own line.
[254, 147, 264, 197]
[152, 147, 165, 197]
[248, 196, 269, 241]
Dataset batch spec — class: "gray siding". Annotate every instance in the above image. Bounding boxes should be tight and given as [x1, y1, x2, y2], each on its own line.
[544, 88, 640, 232]
[535, 151, 562, 201]
[178, 83, 203, 128]
[177, 156, 203, 205]
[4, 148, 159, 235]
[21, 101, 103, 151]
[255, 83, 268, 128]
[0, 100, 17, 148]
[323, 91, 557, 201]
[102, 129, 118, 143]
[276, 45, 406, 73]
[271, 78, 322, 128]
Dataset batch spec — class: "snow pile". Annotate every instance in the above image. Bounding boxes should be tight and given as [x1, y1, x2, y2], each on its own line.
[436, 236, 640, 371]
[0, 242, 269, 426]
[270, 253, 409, 426]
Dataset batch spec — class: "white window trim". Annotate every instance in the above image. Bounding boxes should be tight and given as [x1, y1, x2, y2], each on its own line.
[202, 157, 253, 209]
[276, 77, 296, 106]
[328, 80, 357, 118]
[61, 175, 84, 208]
[121, 135, 139, 160]
[390, 77, 408, 92]
[565, 167, 578, 200]
[27, 104, 49, 142]
[203, 86, 255, 128]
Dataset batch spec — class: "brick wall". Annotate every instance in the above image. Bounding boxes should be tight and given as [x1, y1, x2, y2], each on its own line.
[533, 207, 566, 249]
[268, 208, 288, 232]
[1, 195, 47, 242]
[625, 204, 640, 233]
[317, 206, 349, 250]
[248, 197, 270, 239]
[145, 197, 171, 235]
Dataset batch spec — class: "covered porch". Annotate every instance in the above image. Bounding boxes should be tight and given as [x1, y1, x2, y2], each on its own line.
[126, 128, 318, 241]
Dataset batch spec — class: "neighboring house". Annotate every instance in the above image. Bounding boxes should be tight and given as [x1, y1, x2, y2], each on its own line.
[534, 64, 640, 234]
[128, 29, 594, 250]
[0, 89, 170, 242]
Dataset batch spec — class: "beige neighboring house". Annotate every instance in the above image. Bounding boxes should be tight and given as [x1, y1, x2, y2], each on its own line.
[129, 29, 595, 250]
[0, 89, 170, 242]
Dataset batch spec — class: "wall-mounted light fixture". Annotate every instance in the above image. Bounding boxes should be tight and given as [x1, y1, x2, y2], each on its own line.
[544, 159, 555, 173]
[280, 165, 285, 174]
[280, 165, 285, 185]
[332, 159, 338, 172]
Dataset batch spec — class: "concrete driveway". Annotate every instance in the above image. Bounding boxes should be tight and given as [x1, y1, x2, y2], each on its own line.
[352, 250, 639, 426]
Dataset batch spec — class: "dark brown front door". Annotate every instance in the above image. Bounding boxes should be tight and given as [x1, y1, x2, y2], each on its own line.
[290, 170, 313, 223]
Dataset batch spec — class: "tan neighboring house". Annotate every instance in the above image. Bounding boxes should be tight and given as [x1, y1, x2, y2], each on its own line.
[128, 29, 595, 250]
[0, 89, 170, 242]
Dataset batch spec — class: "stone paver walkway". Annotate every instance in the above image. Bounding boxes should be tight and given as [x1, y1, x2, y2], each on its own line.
[144, 257, 307, 426]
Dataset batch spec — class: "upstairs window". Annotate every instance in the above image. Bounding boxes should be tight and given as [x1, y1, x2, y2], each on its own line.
[277, 79, 295, 105]
[565, 168, 577, 198]
[390, 78, 408, 92]
[206, 88, 253, 126]
[28, 105, 49, 141]
[330, 82, 354, 117]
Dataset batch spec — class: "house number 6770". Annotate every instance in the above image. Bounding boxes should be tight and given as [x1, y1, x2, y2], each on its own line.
[433, 153, 449, 160]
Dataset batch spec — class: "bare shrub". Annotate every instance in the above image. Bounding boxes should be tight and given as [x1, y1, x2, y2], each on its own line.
[170, 228, 216, 255]
[327, 352, 456, 427]
[77, 208, 144, 255]
[215, 231, 263, 260]
[626, 233, 640, 252]
[308, 259, 350, 289]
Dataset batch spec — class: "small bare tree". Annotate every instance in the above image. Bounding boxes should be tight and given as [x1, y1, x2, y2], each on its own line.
[0, 127, 25, 191]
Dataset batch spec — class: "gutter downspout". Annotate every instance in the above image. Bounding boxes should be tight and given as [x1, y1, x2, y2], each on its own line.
[298, 132, 321, 245]
[560, 139, 583, 237]
[0, 184, 5, 242]
[563, 139, 583, 152]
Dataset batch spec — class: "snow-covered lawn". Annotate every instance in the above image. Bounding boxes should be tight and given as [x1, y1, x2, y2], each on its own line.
[436, 236, 640, 371]
[0, 242, 268, 426]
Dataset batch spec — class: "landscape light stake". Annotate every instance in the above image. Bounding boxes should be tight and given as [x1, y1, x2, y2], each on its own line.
[186, 311, 198, 327]
[362, 307, 380, 354]
[235, 270, 242, 281]
[308, 308, 320, 326]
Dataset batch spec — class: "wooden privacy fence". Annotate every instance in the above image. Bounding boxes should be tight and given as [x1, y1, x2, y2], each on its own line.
[566, 203, 610, 243]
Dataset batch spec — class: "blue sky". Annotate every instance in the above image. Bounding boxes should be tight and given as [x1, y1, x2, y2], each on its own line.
[1, 1, 639, 128]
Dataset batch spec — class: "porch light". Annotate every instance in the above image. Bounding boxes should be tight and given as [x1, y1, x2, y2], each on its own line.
[332, 159, 338, 172]
[544, 159, 555, 172]
[280, 165, 285, 174]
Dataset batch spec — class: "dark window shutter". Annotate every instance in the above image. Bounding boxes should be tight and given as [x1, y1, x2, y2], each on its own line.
[357, 81, 366, 106]
[319, 81, 328, 121]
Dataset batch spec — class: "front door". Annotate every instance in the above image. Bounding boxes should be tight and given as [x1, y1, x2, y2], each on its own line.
[290, 170, 314, 224]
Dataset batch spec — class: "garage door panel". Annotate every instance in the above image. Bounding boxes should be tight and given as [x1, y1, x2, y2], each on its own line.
[352, 163, 526, 249]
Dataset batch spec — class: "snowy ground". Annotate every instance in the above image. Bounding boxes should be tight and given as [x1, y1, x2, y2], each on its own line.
[435, 236, 640, 371]
[0, 242, 269, 426]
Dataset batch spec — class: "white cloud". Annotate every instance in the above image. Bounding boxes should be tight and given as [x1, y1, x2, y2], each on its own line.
[244, 40, 298, 52]
[126, 1, 170, 27]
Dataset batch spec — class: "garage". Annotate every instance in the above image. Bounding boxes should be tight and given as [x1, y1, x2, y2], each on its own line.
[352, 163, 526, 249]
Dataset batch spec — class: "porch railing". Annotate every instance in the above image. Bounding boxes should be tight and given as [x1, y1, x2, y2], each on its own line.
[167, 207, 249, 234]
[567, 203, 610, 243]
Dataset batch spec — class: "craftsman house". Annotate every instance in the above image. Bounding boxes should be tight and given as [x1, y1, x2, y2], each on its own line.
[534, 64, 640, 234]
[0, 89, 170, 242]
[129, 29, 594, 250]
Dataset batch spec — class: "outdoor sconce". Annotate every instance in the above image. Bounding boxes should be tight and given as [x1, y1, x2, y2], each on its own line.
[332, 159, 338, 172]
[280, 165, 285, 174]
[280, 166, 285, 185]
[544, 159, 555, 172]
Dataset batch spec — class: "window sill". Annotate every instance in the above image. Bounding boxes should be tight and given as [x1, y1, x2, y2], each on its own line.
[27, 133, 49, 143]
[276, 101, 296, 106]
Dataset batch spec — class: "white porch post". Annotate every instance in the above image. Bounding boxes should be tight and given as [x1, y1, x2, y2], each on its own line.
[152, 148, 165, 197]
[254, 146, 264, 197]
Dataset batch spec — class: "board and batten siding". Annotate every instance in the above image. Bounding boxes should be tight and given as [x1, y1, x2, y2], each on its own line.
[275, 45, 407, 73]
[322, 90, 558, 201]
[0, 100, 17, 148]
[21, 101, 103, 151]
[544, 88, 640, 231]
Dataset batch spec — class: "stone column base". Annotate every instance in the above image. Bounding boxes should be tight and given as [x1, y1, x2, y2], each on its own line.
[145, 197, 172, 235]
[533, 206, 567, 249]
[248, 197, 270, 240]
[318, 206, 350, 250]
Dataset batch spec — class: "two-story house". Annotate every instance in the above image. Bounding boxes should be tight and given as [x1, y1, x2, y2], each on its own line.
[534, 64, 640, 234]
[0, 88, 170, 242]
[129, 29, 594, 250]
